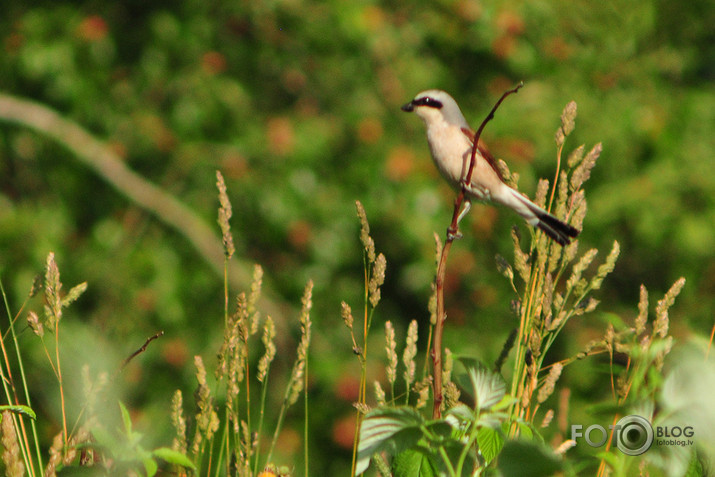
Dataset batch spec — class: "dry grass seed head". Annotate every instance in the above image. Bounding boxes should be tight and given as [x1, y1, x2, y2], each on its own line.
[511, 227, 530, 284]
[570, 143, 602, 193]
[287, 281, 313, 406]
[340, 301, 353, 330]
[568, 189, 587, 230]
[44, 252, 62, 328]
[635, 285, 649, 336]
[414, 378, 431, 409]
[27, 311, 43, 337]
[534, 178, 550, 209]
[374, 381, 386, 406]
[555, 439, 577, 455]
[542, 273, 554, 325]
[537, 363, 563, 404]
[495, 254, 514, 283]
[556, 101, 577, 147]
[497, 159, 519, 189]
[62, 282, 87, 309]
[44, 431, 64, 477]
[171, 390, 187, 454]
[554, 170, 569, 222]
[1, 411, 25, 477]
[384, 321, 398, 385]
[654, 277, 686, 338]
[566, 248, 599, 297]
[193, 355, 219, 453]
[216, 170, 235, 259]
[541, 409, 554, 428]
[590, 241, 620, 291]
[566, 144, 585, 169]
[258, 315, 276, 383]
[444, 381, 461, 409]
[248, 264, 263, 335]
[355, 200, 376, 264]
[402, 320, 418, 388]
[369, 253, 387, 307]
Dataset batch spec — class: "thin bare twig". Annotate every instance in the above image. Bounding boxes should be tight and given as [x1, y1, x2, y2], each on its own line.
[120, 331, 165, 370]
[432, 83, 524, 418]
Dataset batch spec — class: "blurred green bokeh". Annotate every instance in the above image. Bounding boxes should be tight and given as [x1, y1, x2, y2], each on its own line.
[0, 0, 712, 474]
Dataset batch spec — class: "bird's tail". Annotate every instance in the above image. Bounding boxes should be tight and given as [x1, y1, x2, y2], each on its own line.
[500, 187, 580, 246]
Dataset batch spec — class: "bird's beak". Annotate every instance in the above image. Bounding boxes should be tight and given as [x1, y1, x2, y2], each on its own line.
[401, 101, 415, 112]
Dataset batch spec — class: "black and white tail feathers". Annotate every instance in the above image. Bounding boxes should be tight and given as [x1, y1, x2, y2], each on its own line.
[501, 187, 580, 246]
[529, 205, 580, 245]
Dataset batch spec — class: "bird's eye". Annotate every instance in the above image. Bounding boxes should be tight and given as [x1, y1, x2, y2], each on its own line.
[415, 97, 443, 109]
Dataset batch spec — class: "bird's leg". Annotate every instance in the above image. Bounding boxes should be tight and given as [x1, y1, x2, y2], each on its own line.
[447, 199, 471, 240]
[457, 198, 471, 225]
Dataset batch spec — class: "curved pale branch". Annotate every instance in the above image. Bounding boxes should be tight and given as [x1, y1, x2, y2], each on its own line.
[0, 92, 283, 318]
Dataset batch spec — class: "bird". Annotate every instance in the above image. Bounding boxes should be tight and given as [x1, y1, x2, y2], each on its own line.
[401, 89, 580, 245]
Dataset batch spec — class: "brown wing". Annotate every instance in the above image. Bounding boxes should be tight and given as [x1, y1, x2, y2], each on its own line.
[460, 127, 504, 180]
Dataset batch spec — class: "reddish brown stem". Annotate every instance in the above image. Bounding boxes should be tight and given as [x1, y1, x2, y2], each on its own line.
[432, 82, 523, 419]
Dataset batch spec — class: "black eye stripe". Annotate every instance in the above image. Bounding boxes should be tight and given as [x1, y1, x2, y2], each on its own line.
[413, 97, 443, 109]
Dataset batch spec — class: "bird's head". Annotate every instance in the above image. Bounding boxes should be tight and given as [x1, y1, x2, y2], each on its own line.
[401, 90, 469, 129]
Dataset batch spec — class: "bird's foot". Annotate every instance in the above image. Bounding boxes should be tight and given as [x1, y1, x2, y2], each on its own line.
[446, 226, 463, 241]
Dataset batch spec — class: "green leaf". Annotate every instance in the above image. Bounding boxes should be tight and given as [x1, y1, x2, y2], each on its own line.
[152, 447, 196, 470]
[491, 394, 518, 411]
[423, 420, 453, 442]
[118, 401, 133, 435]
[469, 368, 506, 411]
[515, 421, 534, 440]
[455, 356, 489, 373]
[0, 404, 37, 419]
[356, 407, 426, 475]
[143, 456, 158, 476]
[392, 449, 437, 477]
[497, 440, 562, 477]
[446, 404, 474, 423]
[477, 425, 504, 464]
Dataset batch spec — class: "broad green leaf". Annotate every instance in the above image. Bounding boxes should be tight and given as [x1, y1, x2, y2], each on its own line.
[477, 425, 504, 464]
[515, 421, 534, 440]
[469, 368, 506, 411]
[423, 420, 453, 442]
[497, 440, 562, 477]
[446, 404, 474, 423]
[392, 449, 437, 477]
[356, 407, 425, 475]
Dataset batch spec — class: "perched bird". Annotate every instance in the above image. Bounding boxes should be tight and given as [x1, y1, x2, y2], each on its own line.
[401, 89, 579, 245]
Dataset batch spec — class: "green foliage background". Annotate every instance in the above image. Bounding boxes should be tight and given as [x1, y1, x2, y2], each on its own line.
[0, 0, 712, 474]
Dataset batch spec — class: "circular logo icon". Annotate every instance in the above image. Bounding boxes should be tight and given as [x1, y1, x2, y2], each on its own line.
[615, 415, 653, 456]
